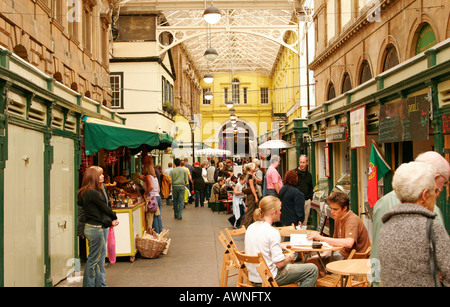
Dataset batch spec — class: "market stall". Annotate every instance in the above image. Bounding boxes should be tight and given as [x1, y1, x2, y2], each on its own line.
[81, 116, 175, 261]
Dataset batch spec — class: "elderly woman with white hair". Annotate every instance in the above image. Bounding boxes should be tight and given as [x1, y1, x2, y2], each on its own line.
[378, 161, 450, 287]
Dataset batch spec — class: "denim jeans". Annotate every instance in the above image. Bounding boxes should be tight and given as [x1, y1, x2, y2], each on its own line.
[152, 195, 163, 233]
[195, 189, 205, 207]
[172, 186, 185, 219]
[84, 225, 107, 287]
[275, 263, 318, 287]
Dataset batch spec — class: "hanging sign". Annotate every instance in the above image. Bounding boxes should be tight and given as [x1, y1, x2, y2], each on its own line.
[325, 123, 347, 143]
[350, 106, 367, 149]
[378, 94, 430, 143]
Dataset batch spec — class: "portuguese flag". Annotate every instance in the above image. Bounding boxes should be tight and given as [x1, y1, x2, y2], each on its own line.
[367, 143, 391, 207]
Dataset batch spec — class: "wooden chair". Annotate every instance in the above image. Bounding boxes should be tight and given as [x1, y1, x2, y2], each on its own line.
[316, 243, 372, 287]
[256, 254, 298, 287]
[224, 226, 246, 242]
[217, 232, 242, 287]
[232, 249, 261, 287]
[233, 249, 299, 287]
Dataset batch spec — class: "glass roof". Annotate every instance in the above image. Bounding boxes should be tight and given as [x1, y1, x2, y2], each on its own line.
[122, 1, 313, 75]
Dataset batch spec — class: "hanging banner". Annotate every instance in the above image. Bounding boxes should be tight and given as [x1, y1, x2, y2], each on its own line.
[350, 106, 367, 149]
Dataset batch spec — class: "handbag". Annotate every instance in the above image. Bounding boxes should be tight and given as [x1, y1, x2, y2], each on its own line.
[146, 196, 158, 213]
[107, 227, 116, 264]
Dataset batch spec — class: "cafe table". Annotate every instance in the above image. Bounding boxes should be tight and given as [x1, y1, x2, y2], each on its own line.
[326, 259, 371, 287]
[281, 242, 343, 272]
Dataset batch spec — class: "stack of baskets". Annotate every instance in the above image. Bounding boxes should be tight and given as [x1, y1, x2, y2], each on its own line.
[136, 229, 170, 259]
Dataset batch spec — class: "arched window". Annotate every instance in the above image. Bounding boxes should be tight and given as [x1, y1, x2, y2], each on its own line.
[232, 78, 240, 104]
[415, 23, 437, 55]
[382, 44, 399, 72]
[342, 73, 352, 94]
[327, 82, 336, 101]
[359, 60, 372, 84]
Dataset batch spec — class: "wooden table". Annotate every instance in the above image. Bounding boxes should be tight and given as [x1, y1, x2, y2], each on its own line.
[326, 259, 371, 287]
[282, 242, 342, 272]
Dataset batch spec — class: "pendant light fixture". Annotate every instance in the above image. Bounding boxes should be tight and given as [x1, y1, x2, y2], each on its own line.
[204, 90, 213, 100]
[204, 47, 218, 61]
[203, 72, 213, 83]
[203, 2, 222, 25]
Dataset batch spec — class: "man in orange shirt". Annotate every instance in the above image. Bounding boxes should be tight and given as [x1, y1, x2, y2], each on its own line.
[306, 192, 370, 275]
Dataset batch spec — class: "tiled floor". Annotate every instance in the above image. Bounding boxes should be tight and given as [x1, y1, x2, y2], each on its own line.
[56, 201, 240, 287]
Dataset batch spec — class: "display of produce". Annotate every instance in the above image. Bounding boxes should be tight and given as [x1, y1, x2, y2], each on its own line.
[107, 175, 144, 208]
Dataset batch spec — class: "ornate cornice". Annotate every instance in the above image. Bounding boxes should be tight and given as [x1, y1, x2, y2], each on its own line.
[309, 0, 395, 71]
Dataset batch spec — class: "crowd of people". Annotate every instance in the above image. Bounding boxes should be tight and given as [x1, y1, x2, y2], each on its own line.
[76, 150, 450, 287]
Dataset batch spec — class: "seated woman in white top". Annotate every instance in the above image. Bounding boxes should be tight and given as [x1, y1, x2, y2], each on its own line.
[244, 196, 318, 287]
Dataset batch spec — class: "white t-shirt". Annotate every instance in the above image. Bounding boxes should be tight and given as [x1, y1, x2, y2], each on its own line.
[244, 221, 285, 283]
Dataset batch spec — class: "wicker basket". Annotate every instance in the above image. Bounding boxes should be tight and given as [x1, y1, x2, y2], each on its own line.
[136, 234, 168, 259]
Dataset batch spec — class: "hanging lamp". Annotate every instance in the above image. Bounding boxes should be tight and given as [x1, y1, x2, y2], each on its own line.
[203, 72, 214, 83]
[203, 5, 222, 24]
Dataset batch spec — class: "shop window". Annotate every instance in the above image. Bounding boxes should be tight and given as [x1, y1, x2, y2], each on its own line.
[327, 82, 336, 101]
[382, 44, 399, 72]
[359, 60, 372, 84]
[342, 73, 352, 94]
[415, 23, 437, 55]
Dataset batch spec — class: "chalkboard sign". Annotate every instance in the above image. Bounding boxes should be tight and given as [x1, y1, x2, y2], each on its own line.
[379, 94, 430, 143]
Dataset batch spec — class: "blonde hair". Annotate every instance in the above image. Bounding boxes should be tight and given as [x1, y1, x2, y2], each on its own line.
[244, 162, 256, 172]
[253, 196, 281, 221]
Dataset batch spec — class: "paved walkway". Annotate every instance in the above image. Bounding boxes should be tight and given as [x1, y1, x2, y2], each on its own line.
[56, 201, 242, 287]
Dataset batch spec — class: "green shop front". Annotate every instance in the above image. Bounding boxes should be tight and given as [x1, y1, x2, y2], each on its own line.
[306, 38, 450, 234]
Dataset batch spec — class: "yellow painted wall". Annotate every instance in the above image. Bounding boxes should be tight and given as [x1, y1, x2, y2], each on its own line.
[199, 72, 273, 148]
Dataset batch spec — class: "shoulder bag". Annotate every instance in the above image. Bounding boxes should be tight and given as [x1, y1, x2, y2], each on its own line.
[146, 196, 158, 213]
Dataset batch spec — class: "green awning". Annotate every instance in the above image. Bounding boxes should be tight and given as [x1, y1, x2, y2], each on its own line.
[83, 117, 175, 155]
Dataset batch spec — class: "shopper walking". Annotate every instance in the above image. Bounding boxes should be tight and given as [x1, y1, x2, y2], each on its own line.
[266, 155, 283, 197]
[148, 164, 163, 233]
[294, 155, 313, 226]
[378, 161, 450, 287]
[170, 158, 188, 220]
[242, 163, 259, 228]
[279, 170, 305, 227]
[77, 168, 118, 287]
[232, 175, 246, 228]
[206, 160, 216, 201]
[192, 162, 206, 207]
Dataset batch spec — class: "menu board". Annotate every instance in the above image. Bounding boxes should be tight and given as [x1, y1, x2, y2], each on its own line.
[378, 94, 430, 143]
